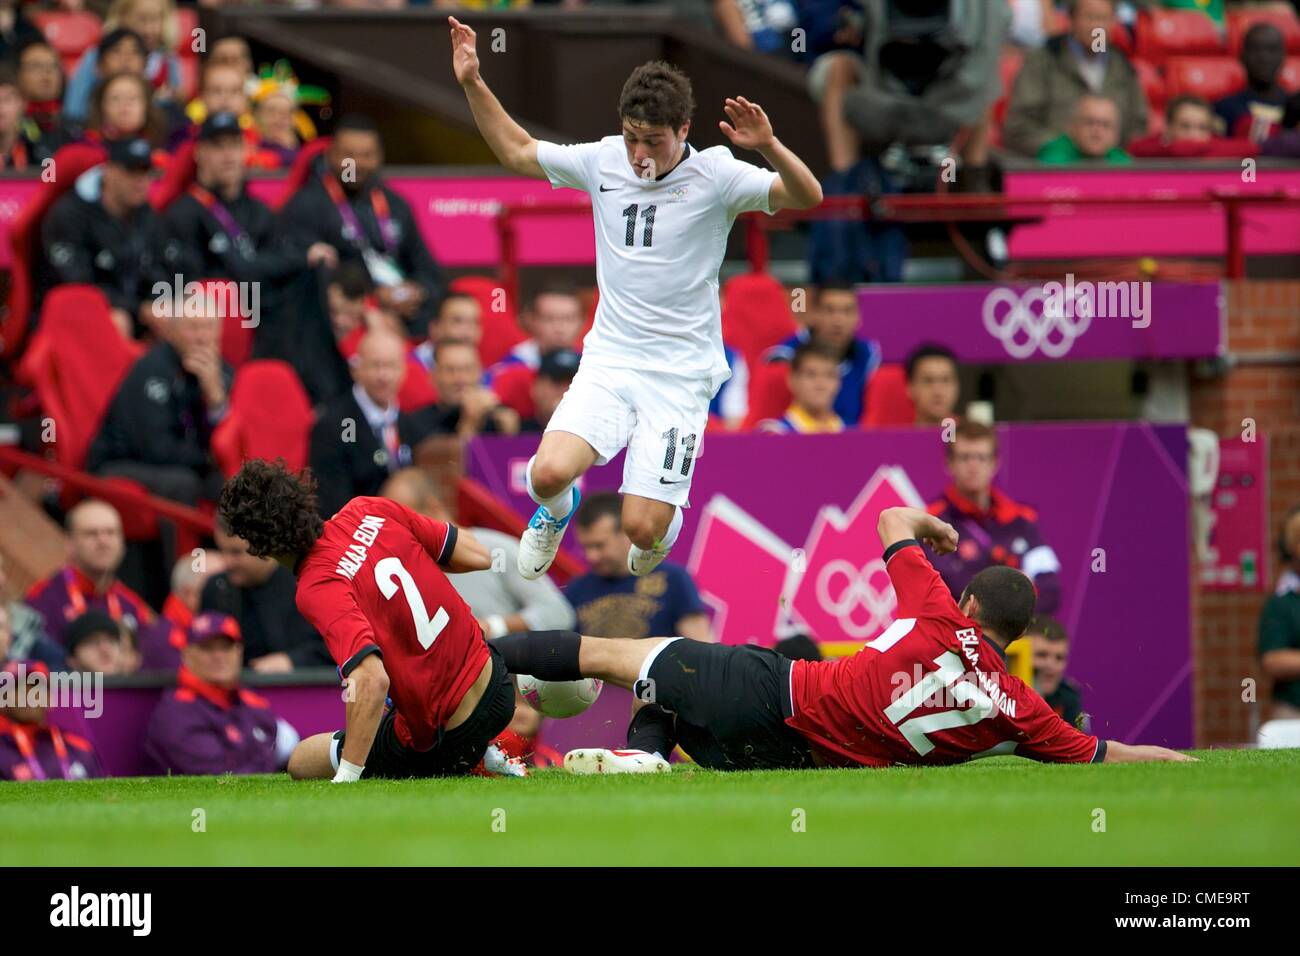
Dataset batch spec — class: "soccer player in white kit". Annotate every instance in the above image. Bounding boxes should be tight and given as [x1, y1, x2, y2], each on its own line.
[450, 17, 823, 580]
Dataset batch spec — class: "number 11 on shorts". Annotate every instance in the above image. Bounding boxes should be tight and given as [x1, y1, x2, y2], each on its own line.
[661, 427, 697, 478]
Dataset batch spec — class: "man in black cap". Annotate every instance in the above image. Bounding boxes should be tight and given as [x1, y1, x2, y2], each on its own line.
[64, 610, 138, 675]
[39, 136, 165, 337]
[520, 348, 579, 432]
[279, 113, 445, 336]
[161, 112, 337, 286]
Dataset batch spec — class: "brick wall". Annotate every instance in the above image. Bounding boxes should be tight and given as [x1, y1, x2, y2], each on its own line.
[1189, 282, 1300, 746]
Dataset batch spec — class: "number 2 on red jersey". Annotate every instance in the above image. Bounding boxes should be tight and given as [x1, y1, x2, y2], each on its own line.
[374, 556, 449, 650]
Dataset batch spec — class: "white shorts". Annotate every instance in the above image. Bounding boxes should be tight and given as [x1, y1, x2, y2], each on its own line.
[545, 363, 717, 508]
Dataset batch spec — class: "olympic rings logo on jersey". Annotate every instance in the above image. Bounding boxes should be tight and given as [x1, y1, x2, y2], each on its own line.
[814, 558, 897, 638]
[982, 287, 1092, 360]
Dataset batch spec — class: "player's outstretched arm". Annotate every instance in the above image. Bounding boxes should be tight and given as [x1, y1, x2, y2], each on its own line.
[877, 506, 959, 556]
[718, 96, 822, 211]
[445, 526, 493, 574]
[333, 655, 391, 782]
[448, 16, 545, 179]
[1103, 741, 1198, 763]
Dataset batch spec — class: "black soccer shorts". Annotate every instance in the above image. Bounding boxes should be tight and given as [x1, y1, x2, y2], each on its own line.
[640, 638, 816, 771]
[334, 644, 516, 779]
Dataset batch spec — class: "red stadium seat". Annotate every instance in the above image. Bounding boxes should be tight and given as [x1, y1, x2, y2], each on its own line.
[744, 360, 792, 430]
[1136, 9, 1226, 60]
[29, 11, 102, 58]
[451, 274, 525, 368]
[862, 364, 915, 428]
[177, 55, 200, 101]
[1132, 57, 1168, 113]
[1109, 22, 1135, 57]
[1163, 57, 1246, 102]
[17, 286, 144, 470]
[175, 7, 200, 56]
[1227, 7, 1300, 56]
[150, 137, 196, 212]
[274, 136, 331, 212]
[3, 142, 109, 359]
[211, 360, 315, 478]
[721, 272, 796, 371]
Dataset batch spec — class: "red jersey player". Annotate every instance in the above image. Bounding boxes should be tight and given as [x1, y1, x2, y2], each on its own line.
[491, 506, 1194, 772]
[217, 460, 524, 781]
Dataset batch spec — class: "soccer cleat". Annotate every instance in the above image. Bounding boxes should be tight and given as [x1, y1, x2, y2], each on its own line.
[479, 742, 529, 778]
[518, 487, 581, 580]
[563, 748, 671, 775]
[628, 542, 670, 577]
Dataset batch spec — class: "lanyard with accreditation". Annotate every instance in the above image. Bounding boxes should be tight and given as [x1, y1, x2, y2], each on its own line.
[320, 173, 406, 286]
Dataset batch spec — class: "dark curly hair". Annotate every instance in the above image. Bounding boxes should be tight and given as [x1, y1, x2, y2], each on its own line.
[217, 459, 324, 559]
[618, 61, 694, 131]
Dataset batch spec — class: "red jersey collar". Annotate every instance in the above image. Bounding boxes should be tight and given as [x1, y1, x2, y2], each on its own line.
[944, 484, 1020, 524]
[177, 666, 239, 710]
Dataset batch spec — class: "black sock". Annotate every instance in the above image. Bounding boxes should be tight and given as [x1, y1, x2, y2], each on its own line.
[627, 704, 677, 760]
[490, 630, 583, 681]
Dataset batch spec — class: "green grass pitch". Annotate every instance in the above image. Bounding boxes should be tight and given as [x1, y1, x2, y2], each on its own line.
[2, 749, 1296, 866]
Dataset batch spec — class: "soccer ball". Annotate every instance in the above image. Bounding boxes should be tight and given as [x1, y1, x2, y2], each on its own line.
[517, 674, 603, 718]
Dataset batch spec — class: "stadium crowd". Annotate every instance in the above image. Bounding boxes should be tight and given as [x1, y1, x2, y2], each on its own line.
[2, 0, 1298, 779]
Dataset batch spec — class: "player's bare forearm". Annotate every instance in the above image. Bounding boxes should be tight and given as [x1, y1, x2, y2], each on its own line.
[759, 137, 823, 211]
[339, 656, 390, 769]
[446, 526, 493, 573]
[1103, 741, 1197, 763]
[877, 507, 959, 555]
[449, 15, 544, 178]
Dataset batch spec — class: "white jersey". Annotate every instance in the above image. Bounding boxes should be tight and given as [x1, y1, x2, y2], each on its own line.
[536, 135, 778, 387]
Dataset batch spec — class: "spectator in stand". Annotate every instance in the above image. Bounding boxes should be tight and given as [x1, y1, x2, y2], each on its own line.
[161, 112, 338, 284]
[84, 71, 166, 148]
[486, 284, 585, 418]
[926, 420, 1063, 614]
[1027, 614, 1087, 730]
[0, 553, 66, 670]
[0, 0, 41, 64]
[252, 84, 300, 168]
[520, 348, 580, 432]
[413, 291, 482, 378]
[310, 329, 430, 518]
[1258, 505, 1300, 720]
[764, 280, 880, 426]
[87, 310, 232, 506]
[64, 0, 182, 124]
[710, 345, 750, 430]
[1003, 0, 1148, 157]
[1215, 22, 1289, 144]
[143, 612, 299, 776]
[16, 39, 74, 159]
[200, 519, 332, 672]
[409, 338, 520, 439]
[567, 492, 713, 642]
[171, 60, 278, 165]
[0, 63, 38, 168]
[94, 29, 149, 85]
[1129, 94, 1258, 158]
[905, 343, 960, 426]
[25, 499, 176, 666]
[163, 552, 227, 632]
[280, 113, 446, 336]
[64, 610, 140, 675]
[182, 36, 255, 127]
[39, 136, 164, 338]
[758, 341, 846, 434]
[806, 0, 1008, 279]
[1262, 91, 1300, 158]
[1037, 93, 1133, 163]
[714, 0, 800, 55]
[0, 658, 104, 781]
